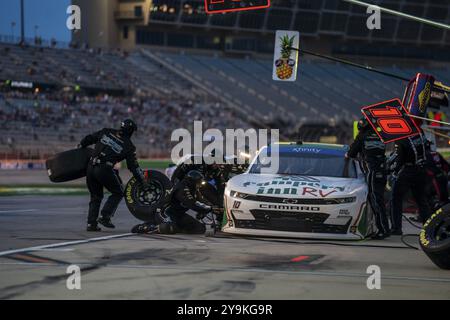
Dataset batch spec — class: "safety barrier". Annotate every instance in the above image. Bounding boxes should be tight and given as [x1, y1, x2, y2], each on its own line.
[0, 160, 45, 170]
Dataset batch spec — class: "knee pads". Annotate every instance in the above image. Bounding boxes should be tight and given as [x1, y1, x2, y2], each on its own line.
[158, 222, 176, 234]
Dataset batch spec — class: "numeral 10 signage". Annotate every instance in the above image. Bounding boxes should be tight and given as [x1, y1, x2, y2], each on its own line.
[205, 0, 271, 14]
[361, 98, 420, 143]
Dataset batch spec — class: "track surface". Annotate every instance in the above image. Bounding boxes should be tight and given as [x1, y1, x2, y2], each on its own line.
[0, 195, 449, 299]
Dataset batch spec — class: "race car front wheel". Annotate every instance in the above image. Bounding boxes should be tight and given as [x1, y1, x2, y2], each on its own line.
[124, 170, 172, 222]
[419, 204, 450, 269]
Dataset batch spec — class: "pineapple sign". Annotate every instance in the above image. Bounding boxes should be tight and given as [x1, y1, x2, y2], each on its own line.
[273, 30, 299, 82]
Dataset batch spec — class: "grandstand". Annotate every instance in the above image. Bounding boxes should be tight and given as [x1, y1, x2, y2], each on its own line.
[0, 43, 253, 158]
[1, 0, 449, 159]
[1, 41, 450, 159]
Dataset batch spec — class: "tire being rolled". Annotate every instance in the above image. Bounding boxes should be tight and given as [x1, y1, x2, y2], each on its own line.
[124, 170, 172, 222]
[419, 204, 450, 270]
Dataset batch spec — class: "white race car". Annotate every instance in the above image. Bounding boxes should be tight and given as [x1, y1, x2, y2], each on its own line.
[223, 142, 376, 240]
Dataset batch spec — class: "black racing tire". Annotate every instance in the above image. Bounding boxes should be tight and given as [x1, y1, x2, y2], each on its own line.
[124, 170, 172, 222]
[419, 204, 450, 270]
[46, 147, 94, 182]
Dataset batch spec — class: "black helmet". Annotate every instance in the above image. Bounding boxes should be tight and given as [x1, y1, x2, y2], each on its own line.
[186, 170, 204, 184]
[120, 119, 137, 137]
[357, 117, 370, 131]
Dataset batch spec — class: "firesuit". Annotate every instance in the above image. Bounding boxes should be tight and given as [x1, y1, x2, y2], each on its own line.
[80, 119, 145, 231]
[132, 170, 210, 234]
[391, 133, 431, 234]
[424, 141, 449, 206]
[347, 118, 390, 239]
[171, 154, 227, 208]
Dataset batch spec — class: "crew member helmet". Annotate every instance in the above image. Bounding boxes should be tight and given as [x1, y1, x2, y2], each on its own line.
[186, 170, 205, 184]
[120, 119, 137, 137]
[357, 117, 370, 131]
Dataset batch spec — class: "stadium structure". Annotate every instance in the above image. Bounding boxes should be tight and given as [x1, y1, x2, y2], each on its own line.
[1, 0, 449, 160]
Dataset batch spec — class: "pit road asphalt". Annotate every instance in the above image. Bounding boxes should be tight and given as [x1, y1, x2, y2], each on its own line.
[0, 195, 449, 299]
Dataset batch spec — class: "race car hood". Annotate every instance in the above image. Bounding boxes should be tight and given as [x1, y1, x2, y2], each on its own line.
[227, 173, 365, 198]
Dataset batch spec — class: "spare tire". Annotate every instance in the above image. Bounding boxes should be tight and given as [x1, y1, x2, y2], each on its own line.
[124, 170, 172, 222]
[419, 204, 450, 270]
[46, 148, 94, 183]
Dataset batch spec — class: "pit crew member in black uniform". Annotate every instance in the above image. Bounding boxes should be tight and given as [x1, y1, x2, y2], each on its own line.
[170, 155, 206, 184]
[171, 152, 227, 209]
[346, 117, 390, 239]
[424, 140, 449, 207]
[132, 170, 210, 234]
[391, 132, 431, 235]
[80, 119, 146, 231]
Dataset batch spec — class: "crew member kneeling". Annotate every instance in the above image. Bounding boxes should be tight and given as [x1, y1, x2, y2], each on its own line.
[132, 170, 210, 234]
[80, 119, 146, 232]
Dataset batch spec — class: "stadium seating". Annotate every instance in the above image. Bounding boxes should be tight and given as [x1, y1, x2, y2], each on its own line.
[148, 49, 448, 121]
[1, 42, 449, 159]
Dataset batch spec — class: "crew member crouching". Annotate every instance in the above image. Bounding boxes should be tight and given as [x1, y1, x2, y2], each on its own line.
[132, 170, 210, 234]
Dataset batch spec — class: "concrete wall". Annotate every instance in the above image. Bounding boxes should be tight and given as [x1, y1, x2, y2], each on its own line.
[72, 0, 152, 50]
[72, 0, 119, 48]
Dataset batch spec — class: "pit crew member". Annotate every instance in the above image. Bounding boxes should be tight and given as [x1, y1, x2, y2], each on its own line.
[424, 140, 449, 207]
[391, 132, 431, 234]
[346, 117, 390, 239]
[132, 170, 210, 234]
[80, 119, 146, 232]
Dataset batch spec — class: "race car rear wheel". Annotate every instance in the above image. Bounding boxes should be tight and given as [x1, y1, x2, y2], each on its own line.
[124, 170, 172, 222]
[419, 204, 450, 270]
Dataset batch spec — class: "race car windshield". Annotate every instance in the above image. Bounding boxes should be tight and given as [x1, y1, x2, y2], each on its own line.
[249, 152, 357, 178]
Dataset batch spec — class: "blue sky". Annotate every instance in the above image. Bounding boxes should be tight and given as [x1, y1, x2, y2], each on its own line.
[0, 0, 71, 42]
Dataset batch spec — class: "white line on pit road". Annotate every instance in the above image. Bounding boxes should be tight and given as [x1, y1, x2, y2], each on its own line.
[0, 209, 38, 214]
[0, 233, 134, 257]
[35, 248, 75, 252]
